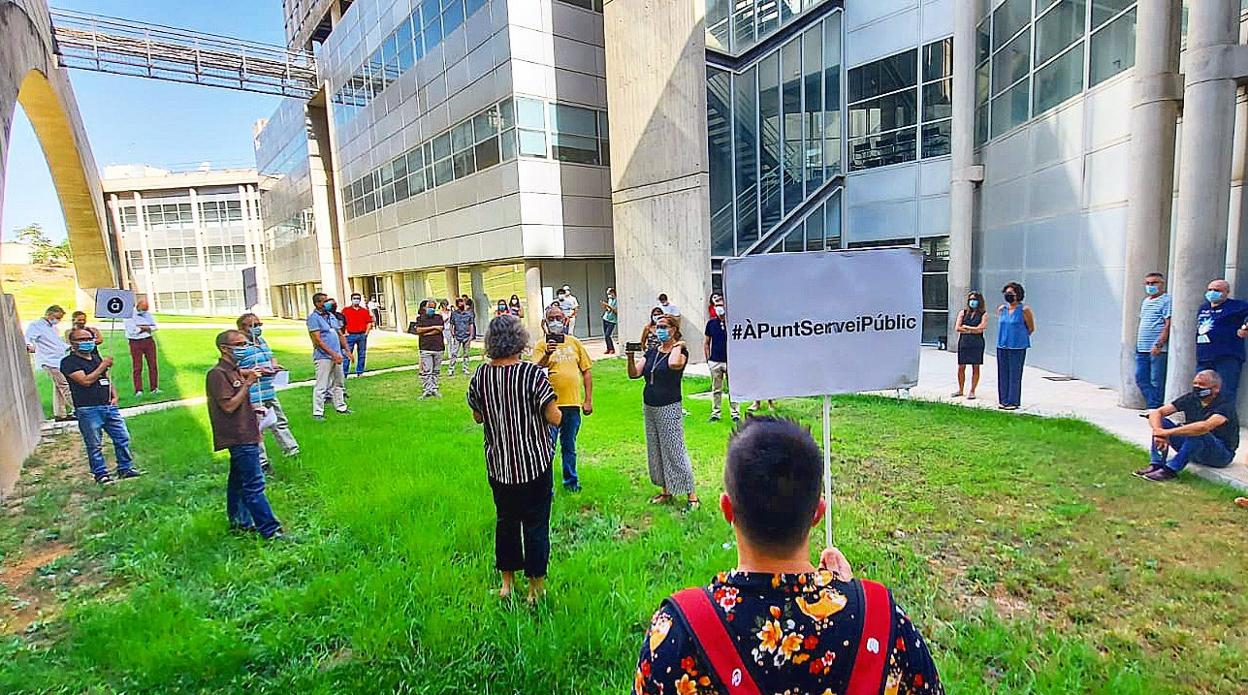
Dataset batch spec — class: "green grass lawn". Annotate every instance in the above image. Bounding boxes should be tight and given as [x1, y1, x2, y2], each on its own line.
[33, 327, 419, 416]
[1, 362, 1245, 693]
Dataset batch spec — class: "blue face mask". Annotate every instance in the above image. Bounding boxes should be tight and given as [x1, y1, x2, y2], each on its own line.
[250, 326, 263, 338]
[968, 299, 980, 309]
[548, 320, 565, 334]
[655, 328, 671, 342]
[324, 301, 336, 312]
[426, 308, 435, 316]
[76, 340, 96, 353]
[1145, 285, 1161, 296]
[1206, 290, 1225, 304]
[232, 346, 253, 361]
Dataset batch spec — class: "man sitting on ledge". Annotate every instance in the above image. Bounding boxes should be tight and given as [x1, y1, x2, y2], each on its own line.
[1137, 369, 1239, 482]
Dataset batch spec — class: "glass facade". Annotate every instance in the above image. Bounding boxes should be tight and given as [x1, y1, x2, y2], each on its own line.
[706, 11, 842, 262]
[847, 37, 953, 172]
[330, 0, 493, 128]
[707, 0, 832, 55]
[977, 0, 1138, 145]
[340, 97, 609, 221]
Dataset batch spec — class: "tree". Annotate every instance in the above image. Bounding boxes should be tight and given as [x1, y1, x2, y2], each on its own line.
[12, 222, 70, 266]
[53, 238, 73, 264]
[13, 222, 50, 248]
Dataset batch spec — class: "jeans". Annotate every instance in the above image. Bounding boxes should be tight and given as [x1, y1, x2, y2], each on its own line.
[1135, 351, 1168, 409]
[226, 443, 282, 538]
[550, 406, 583, 488]
[489, 468, 553, 578]
[1196, 356, 1244, 404]
[1150, 417, 1236, 472]
[346, 333, 368, 375]
[997, 348, 1027, 407]
[603, 320, 616, 352]
[76, 405, 134, 479]
[128, 337, 158, 392]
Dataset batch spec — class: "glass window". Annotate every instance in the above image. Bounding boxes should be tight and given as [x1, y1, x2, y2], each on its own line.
[848, 90, 917, 138]
[781, 39, 803, 214]
[990, 80, 1030, 137]
[922, 78, 952, 122]
[992, 28, 1031, 95]
[975, 62, 990, 105]
[475, 137, 501, 169]
[849, 49, 917, 102]
[992, 0, 1031, 50]
[424, 12, 443, 48]
[824, 191, 842, 250]
[500, 128, 518, 160]
[443, 0, 464, 35]
[552, 134, 600, 164]
[549, 104, 598, 137]
[707, 0, 730, 50]
[1090, 7, 1136, 87]
[759, 52, 782, 233]
[1092, 0, 1133, 28]
[783, 224, 804, 252]
[1035, 0, 1086, 65]
[805, 203, 824, 251]
[803, 27, 824, 194]
[452, 149, 474, 178]
[1033, 41, 1084, 113]
[921, 119, 952, 158]
[433, 133, 452, 160]
[434, 158, 454, 185]
[976, 19, 991, 64]
[823, 15, 842, 177]
[734, 65, 759, 251]
[848, 128, 917, 171]
[499, 98, 516, 129]
[452, 121, 474, 153]
[733, 0, 755, 50]
[923, 37, 953, 82]
[394, 175, 411, 201]
[516, 97, 545, 129]
[474, 110, 497, 142]
[518, 129, 547, 157]
[708, 68, 734, 257]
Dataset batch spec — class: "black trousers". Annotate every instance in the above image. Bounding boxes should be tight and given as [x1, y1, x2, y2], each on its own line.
[489, 468, 553, 578]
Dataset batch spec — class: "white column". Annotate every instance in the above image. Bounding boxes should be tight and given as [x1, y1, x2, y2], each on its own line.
[946, 0, 981, 347]
[1118, 0, 1182, 408]
[189, 188, 211, 314]
[1167, 0, 1241, 400]
[525, 260, 544, 337]
[132, 191, 157, 312]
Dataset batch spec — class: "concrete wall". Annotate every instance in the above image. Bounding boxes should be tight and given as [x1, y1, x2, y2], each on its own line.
[973, 72, 1136, 387]
[603, 0, 712, 356]
[0, 0, 116, 496]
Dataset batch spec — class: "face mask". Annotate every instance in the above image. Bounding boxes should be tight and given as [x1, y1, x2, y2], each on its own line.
[548, 320, 565, 334]
[324, 301, 336, 312]
[1004, 293, 1017, 303]
[1144, 285, 1160, 296]
[1193, 387, 1214, 399]
[655, 328, 671, 342]
[231, 346, 252, 361]
[76, 340, 96, 353]
[352, 298, 362, 306]
[499, 304, 507, 311]
[50, 318, 61, 326]
[968, 299, 980, 309]
[1206, 290, 1225, 304]
[250, 326, 263, 338]
[651, 315, 660, 324]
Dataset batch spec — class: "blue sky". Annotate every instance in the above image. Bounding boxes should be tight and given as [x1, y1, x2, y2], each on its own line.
[3, 0, 289, 241]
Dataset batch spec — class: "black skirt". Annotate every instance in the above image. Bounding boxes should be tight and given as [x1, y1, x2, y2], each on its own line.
[957, 333, 985, 365]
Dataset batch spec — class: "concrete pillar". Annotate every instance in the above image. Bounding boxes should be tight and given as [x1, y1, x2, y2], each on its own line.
[1167, 0, 1241, 400]
[391, 272, 409, 331]
[189, 188, 212, 314]
[445, 266, 460, 299]
[524, 260, 544, 337]
[945, 0, 981, 348]
[133, 191, 157, 312]
[1118, 0, 1182, 408]
[603, 0, 712, 362]
[470, 265, 488, 328]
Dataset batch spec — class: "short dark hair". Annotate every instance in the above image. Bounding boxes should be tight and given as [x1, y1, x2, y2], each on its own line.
[71, 310, 87, 319]
[724, 417, 823, 553]
[658, 293, 669, 302]
[1002, 282, 1025, 301]
[215, 329, 245, 348]
[312, 292, 328, 304]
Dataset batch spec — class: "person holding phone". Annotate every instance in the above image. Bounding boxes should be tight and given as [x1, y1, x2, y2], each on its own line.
[628, 315, 699, 512]
[533, 306, 593, 493]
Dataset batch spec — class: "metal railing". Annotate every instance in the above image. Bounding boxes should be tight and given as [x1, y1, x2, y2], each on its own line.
[50, 9, 319, 99]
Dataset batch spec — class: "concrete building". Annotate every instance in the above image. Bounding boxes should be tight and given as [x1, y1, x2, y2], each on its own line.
[101, 165, 273, 316]
[258, 0, 616, 336]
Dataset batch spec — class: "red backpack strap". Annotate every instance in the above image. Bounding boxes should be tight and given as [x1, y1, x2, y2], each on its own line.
[667, 588, 763, 695]
[845, 579, 894, 695]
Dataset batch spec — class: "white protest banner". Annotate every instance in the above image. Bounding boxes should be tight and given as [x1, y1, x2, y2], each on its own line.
[723, 248, 923, 402]
[94, 288, 136, 320]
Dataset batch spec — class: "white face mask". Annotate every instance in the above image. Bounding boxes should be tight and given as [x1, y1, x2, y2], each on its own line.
[352, 298, 362, 306]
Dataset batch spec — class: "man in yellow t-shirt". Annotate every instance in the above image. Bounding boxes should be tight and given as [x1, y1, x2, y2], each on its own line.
[534, 306, 594, 492]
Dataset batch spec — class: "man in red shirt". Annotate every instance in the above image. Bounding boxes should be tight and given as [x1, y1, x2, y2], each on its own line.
[341, 292, 374, 377]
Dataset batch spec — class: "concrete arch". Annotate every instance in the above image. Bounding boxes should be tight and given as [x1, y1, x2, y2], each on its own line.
[1, 0, 118, 496]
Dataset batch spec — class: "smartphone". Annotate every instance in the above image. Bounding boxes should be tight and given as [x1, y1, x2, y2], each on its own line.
[625, 342, 643, 353]
[546, 333, 566, 344]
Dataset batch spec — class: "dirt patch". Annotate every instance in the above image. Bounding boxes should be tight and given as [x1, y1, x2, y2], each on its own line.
[0, 541, 72, 636]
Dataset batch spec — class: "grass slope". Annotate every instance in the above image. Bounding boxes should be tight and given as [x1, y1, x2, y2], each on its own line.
[0, 362, 1245, 693]
[32, 327, 419, 416]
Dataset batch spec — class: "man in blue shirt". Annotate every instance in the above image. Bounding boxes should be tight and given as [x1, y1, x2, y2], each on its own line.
[1195, 278, 1248, 403]
[703, 299, 738, 423]
[307, 292, 350, 419]
[1135, 272, 1172, 409]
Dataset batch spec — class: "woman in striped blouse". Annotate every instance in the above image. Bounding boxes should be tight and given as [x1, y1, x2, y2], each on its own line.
[467, 314, 563, 603]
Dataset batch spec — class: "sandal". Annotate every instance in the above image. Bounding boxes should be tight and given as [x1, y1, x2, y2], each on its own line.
[685, 499, 701, 512]
[648, 493, 673, 505]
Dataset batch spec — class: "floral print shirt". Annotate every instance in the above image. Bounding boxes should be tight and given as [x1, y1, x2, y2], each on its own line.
[633, 571, 943, 695]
